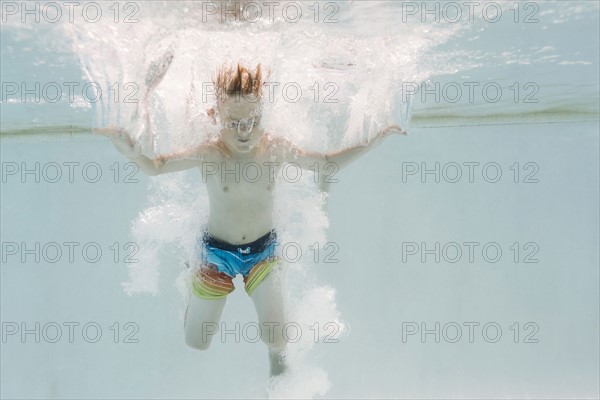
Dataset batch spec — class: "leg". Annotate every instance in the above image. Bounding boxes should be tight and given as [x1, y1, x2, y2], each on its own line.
[184, 265, 234, 350]
[247, 263, 288, 376]
[184, 294, 226, 350]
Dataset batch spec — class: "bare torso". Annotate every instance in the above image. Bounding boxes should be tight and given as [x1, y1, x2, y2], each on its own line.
[201, 134, 282, 245]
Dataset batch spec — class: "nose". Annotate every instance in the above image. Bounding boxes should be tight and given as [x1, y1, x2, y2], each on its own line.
[238, 128, 251, 140]
[237, 119, 255, 138]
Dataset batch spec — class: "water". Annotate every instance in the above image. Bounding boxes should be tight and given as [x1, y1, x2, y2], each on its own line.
[1, 1, 599, 398]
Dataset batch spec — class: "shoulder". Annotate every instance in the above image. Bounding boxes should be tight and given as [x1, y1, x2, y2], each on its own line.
[197, 138, 228, 162]
[260, 133, 298, 160]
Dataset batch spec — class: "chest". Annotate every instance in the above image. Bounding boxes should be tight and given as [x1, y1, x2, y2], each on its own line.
[203, 159, 279, 195]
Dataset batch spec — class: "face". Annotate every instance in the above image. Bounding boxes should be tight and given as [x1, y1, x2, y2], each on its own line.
[217, 95, 263, 155]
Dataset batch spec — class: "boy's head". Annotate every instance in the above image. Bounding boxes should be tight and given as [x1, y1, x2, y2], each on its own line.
[214, 63, 265, 154]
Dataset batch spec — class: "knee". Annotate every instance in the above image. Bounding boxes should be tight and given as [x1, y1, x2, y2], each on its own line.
[265, 338, 287, 353]
[261, 333, 287, 351]
[184, 332, 213, 351]
[259, 323, 288, 351]
[184, 322, 220, 351]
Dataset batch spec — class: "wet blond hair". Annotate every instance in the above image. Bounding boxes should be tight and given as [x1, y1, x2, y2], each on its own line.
[214, 63, 265, 102]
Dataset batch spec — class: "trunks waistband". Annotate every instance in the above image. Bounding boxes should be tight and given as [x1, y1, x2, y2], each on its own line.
[202, 229, 277, 254]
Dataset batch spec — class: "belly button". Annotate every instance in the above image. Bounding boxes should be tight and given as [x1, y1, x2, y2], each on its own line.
[223, 186, 229, 192]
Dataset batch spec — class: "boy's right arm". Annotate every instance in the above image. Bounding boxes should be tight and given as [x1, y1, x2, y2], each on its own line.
[94, 127, 208, 176]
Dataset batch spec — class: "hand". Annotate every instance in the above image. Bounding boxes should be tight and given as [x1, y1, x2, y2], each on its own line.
[365, 124, 407, 147]
[382, 124, 408, 136]
[93, 127, 140, 157]
[93, 126, 133, 145]
[93, 126, 127, 139]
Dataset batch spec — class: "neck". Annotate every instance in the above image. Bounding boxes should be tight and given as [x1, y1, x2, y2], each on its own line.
[219, 140, 259, 160]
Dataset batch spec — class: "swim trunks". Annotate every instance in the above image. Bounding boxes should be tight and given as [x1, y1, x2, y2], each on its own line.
[192, 230, 280, 299]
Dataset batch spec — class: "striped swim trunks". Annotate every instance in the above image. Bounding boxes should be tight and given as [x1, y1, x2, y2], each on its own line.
[192, 230, 280, 299]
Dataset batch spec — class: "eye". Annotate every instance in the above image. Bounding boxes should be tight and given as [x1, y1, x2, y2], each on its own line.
[226, 121, 240, 130]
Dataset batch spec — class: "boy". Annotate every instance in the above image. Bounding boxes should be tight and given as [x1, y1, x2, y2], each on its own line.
[96, 59, 406, 377]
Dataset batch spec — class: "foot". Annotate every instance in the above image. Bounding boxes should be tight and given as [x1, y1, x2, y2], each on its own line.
[269, 348, 287, 377]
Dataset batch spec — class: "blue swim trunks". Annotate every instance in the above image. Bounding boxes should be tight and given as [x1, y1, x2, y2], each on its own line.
[192, 230, 280, 299]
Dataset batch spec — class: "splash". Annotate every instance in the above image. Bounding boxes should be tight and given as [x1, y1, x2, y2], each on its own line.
[60, 1, 478, 152]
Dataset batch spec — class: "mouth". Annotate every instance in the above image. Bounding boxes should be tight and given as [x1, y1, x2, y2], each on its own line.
[238, 139, 250, 143]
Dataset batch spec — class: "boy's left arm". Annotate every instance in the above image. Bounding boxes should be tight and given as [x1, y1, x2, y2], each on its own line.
[324, 125, 407, 170]
[278, 124, 407, 171]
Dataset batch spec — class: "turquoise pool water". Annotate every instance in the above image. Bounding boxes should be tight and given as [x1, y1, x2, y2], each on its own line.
[1, 1, 599, 399]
